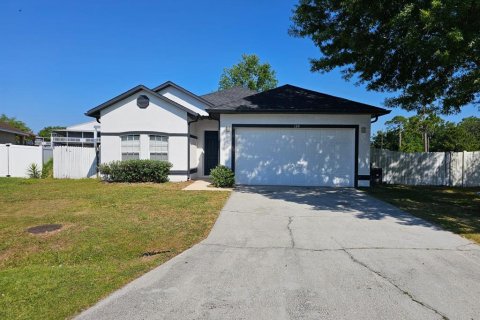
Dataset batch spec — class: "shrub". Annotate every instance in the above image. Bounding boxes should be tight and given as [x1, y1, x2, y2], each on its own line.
[210, 165, 235, 188]
[99, 160, 172, 183]
[98, 163, 111, 176]
[41, 159, 53, 179]
[27, 163, 41, 179]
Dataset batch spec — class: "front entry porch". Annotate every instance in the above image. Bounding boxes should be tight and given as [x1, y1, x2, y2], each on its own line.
[189, 118, 219, 179]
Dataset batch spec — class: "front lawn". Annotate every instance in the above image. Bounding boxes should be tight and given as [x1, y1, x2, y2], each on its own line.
[0, 178, 230, 320]
[364, 184, 480, 244]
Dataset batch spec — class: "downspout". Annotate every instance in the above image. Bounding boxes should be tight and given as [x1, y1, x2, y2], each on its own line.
[371, 115, 379, 123]
[187, 115, 201, 180]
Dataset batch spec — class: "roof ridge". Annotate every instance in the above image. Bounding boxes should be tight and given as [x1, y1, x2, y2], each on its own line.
[85, 84, 208, 118]
[205, 84, 390, 116]
[152, 81, 214, 107]
[201, 86, 257, 97]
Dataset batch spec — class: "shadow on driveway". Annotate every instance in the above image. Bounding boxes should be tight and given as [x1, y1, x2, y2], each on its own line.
[235, 185, 439, 229]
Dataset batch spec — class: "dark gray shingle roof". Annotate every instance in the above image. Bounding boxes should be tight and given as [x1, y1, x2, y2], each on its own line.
[0, 121, 30, 136]
[201, 87, 257, 106]
[205, 84, 390, 116]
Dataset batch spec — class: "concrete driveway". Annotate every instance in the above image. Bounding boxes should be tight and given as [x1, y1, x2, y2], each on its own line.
[77, 187, 480, 320]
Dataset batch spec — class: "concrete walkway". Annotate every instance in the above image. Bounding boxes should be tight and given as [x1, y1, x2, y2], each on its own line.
[182, 179, 232, 191]
[77, 187, 480, 320]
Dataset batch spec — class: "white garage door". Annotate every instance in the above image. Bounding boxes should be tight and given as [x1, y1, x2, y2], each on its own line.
[234, 127, 356, 187]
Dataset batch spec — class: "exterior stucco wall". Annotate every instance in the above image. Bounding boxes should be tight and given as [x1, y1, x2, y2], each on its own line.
[67, 120, 99, 131]
[191, 119, 219, 177]
[100, 90, 188, 133]
[158, 87, 209, 116]
[189, 137, 198, 179]
[219, 113, 372, 185]
[99, 89, 189, 182]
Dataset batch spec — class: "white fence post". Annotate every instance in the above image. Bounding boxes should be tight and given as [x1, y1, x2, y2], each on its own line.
[0, 144, 43, 178]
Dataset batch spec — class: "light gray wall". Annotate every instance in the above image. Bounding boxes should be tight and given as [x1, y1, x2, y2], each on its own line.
[99, 89, 190, 182]
[219, 113, 372, 187]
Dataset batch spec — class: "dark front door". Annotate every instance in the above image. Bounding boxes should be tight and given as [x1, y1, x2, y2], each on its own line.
[204, 131, 219, 176]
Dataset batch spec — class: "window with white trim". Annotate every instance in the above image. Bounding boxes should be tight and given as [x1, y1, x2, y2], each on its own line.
[121, 135, 140, 160]
[150, 135, 168, 161]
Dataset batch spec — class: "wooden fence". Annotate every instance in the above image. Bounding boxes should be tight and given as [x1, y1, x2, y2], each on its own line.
[371, 149, 480, 187]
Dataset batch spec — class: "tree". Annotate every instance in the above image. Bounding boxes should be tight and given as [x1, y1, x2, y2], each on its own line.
[0, 114, 31, 133]
[455, 117, 480, 151]
[372, 115, 480, 152]
[430, 121, 460, 151]
[38, 126, 65, 141]
[290, 0, 480, 114]
[219, 54, 278, 92]
[371, 130, 398, 150]
[385, 116, 407, 151]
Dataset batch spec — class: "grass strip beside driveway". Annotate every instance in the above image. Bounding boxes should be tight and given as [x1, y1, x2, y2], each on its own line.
[0, 178, 230, 320]
[363, 184, 480, 244]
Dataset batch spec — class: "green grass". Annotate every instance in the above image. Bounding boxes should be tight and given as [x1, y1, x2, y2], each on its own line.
[363, 184, 480, 244]
[0, 178, 230, 320]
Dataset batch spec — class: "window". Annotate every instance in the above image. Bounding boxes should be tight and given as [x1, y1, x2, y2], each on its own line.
[121, 135, 140, 160]
[150, 135, 168, 161]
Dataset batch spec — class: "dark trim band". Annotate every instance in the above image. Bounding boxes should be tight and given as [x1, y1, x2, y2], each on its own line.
[169, 170, 188, 175]
[231, 124, 360, 188]
[208, 110, 388, 117]
[357, 175, 371, 181]
[101, 131, 188, 137]
[170, 168, 198, 175]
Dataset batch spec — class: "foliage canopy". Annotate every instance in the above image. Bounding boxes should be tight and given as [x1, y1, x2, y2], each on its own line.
[219, 54, 278, 92]
[372, 116, 480, 152]
[290, 0, 480, 114]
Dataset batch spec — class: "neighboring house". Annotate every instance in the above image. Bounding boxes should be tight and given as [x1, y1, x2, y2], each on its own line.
[0, 121, 31, 144]
[85, 81, 389, 186]
[52, 121, 100, 147]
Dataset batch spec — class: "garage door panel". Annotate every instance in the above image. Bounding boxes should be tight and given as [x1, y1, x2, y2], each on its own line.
[235, 128, 355, 187]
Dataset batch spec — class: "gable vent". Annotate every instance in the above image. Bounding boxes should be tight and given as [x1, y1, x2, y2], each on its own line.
[137, 95, 149, 108]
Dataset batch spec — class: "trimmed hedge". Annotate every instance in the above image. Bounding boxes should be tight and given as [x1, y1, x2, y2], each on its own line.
[99, 160, 172, 183]
[210, 165, 235, 188]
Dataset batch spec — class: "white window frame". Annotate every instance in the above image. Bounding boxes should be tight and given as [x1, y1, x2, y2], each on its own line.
[149, 135, 168, 161]
[121, 135, 140, 160]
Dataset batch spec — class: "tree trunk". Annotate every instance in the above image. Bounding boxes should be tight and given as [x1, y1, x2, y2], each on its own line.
[423, 131, 429, 152]
[399, 131, 402, 151]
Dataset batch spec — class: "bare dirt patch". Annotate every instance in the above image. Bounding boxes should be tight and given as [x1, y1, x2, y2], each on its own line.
[26, 224, 63, 234]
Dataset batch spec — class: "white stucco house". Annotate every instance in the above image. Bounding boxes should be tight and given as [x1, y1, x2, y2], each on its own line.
[85, 81, 389, 187]
[51, 120, 100, 147]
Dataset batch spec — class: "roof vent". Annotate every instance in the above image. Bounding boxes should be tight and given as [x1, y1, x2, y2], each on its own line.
[137, 95, 149, 108]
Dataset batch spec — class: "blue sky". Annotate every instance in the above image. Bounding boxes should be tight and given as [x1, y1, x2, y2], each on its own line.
[0, 0, 477, 133]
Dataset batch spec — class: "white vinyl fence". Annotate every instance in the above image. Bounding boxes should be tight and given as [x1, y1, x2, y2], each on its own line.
[53, 146, 97, 179]
[371, 149, 480, 187]
[0, 144, 43, 177]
